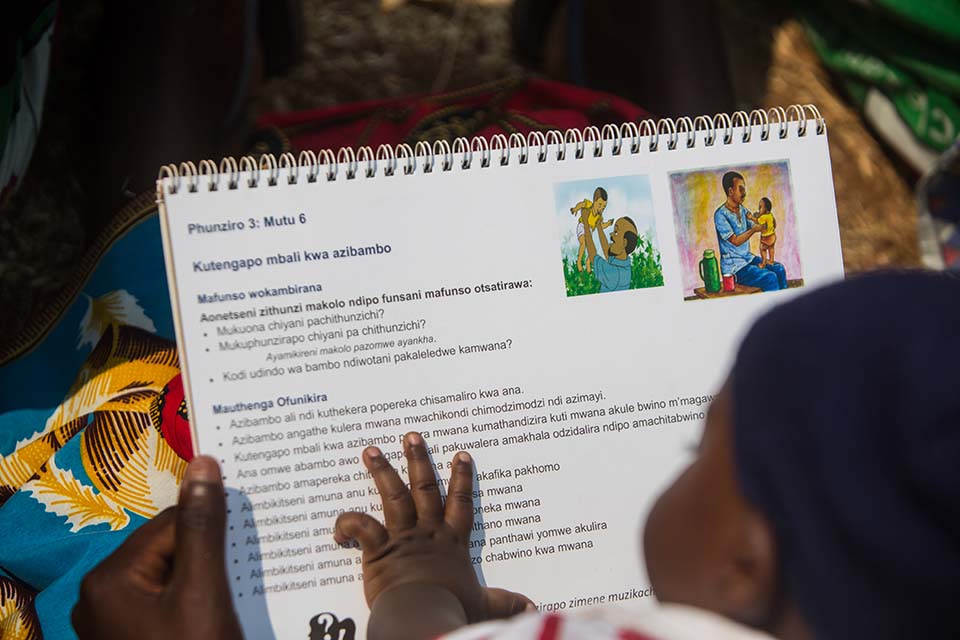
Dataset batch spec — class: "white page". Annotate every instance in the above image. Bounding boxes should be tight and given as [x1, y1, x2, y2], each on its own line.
[159, 120, 843, 639]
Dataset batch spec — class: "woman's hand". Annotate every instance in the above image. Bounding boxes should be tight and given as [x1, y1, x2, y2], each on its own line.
[335, 432, 532, 638]
[72, 457, 242, 640]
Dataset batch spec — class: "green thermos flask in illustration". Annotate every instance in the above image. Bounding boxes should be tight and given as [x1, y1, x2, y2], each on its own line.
[699, 249, 721, 293]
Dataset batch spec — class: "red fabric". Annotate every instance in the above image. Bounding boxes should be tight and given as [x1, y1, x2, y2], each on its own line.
[158, 374, 194, 461]
[537, 614, 562, 640]
[259, 77, 649, 153]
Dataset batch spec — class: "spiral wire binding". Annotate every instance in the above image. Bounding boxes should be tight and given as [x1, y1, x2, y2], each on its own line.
[157, 105, 825, 196]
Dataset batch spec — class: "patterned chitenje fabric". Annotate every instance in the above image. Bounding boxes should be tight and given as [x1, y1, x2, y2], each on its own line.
[0, 575, 41, 640]
[0, 77, 646, 638]
[0, 284, 191, 639]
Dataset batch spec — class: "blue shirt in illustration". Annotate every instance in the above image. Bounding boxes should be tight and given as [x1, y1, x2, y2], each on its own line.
[593, 254, 632, 292]
[714, 204, 756, 274]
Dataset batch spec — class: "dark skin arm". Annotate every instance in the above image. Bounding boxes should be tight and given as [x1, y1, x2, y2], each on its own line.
[595, 212, 611, 259]
[726, 224, 762, 247]
[580, 207, 603, 261]
[335, 433, 532, 640]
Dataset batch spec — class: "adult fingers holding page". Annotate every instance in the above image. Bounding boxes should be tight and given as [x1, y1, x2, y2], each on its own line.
[71, 457, 243, 640]
[335, 433, 534, 640]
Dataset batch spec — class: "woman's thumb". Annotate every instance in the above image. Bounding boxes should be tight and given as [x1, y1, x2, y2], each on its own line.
[172, 456, 228, 587]
[485, 587, 536, 619]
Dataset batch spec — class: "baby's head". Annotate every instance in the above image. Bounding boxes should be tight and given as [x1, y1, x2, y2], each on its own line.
[758, 197, 772, 215]
[644, 381, 783, 632]
[593, 187, 608, 214]
[643, 273, 960, 638]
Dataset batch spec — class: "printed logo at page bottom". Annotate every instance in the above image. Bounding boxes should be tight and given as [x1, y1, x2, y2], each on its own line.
[308, 613, 356, 640]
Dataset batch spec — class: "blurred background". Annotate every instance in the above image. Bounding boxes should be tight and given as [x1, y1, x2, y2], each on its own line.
[2, 0, 957, 347]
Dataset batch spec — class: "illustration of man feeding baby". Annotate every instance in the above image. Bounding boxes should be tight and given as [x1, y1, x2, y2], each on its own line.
[707, 170, 787, 294]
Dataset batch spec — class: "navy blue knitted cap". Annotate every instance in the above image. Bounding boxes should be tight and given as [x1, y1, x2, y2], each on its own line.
[732, 272, 960, 639]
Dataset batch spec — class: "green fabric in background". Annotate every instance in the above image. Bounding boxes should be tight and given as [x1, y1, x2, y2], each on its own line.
[797, 0, 960, 158]
[865, 0, 960, 46]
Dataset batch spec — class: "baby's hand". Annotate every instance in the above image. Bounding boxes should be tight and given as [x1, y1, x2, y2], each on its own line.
[335, 433, 531, 623]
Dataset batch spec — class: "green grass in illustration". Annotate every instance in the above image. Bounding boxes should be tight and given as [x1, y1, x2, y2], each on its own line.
[563, 236, 664, 297]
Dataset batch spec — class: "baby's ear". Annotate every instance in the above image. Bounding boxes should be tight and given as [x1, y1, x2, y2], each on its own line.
[718, 511, 780, 628]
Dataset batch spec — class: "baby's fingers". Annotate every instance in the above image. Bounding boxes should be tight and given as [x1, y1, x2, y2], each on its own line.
[444, 451, 475, 537]
[363, 446, 417, 530]
[404, 432, 444, 522]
